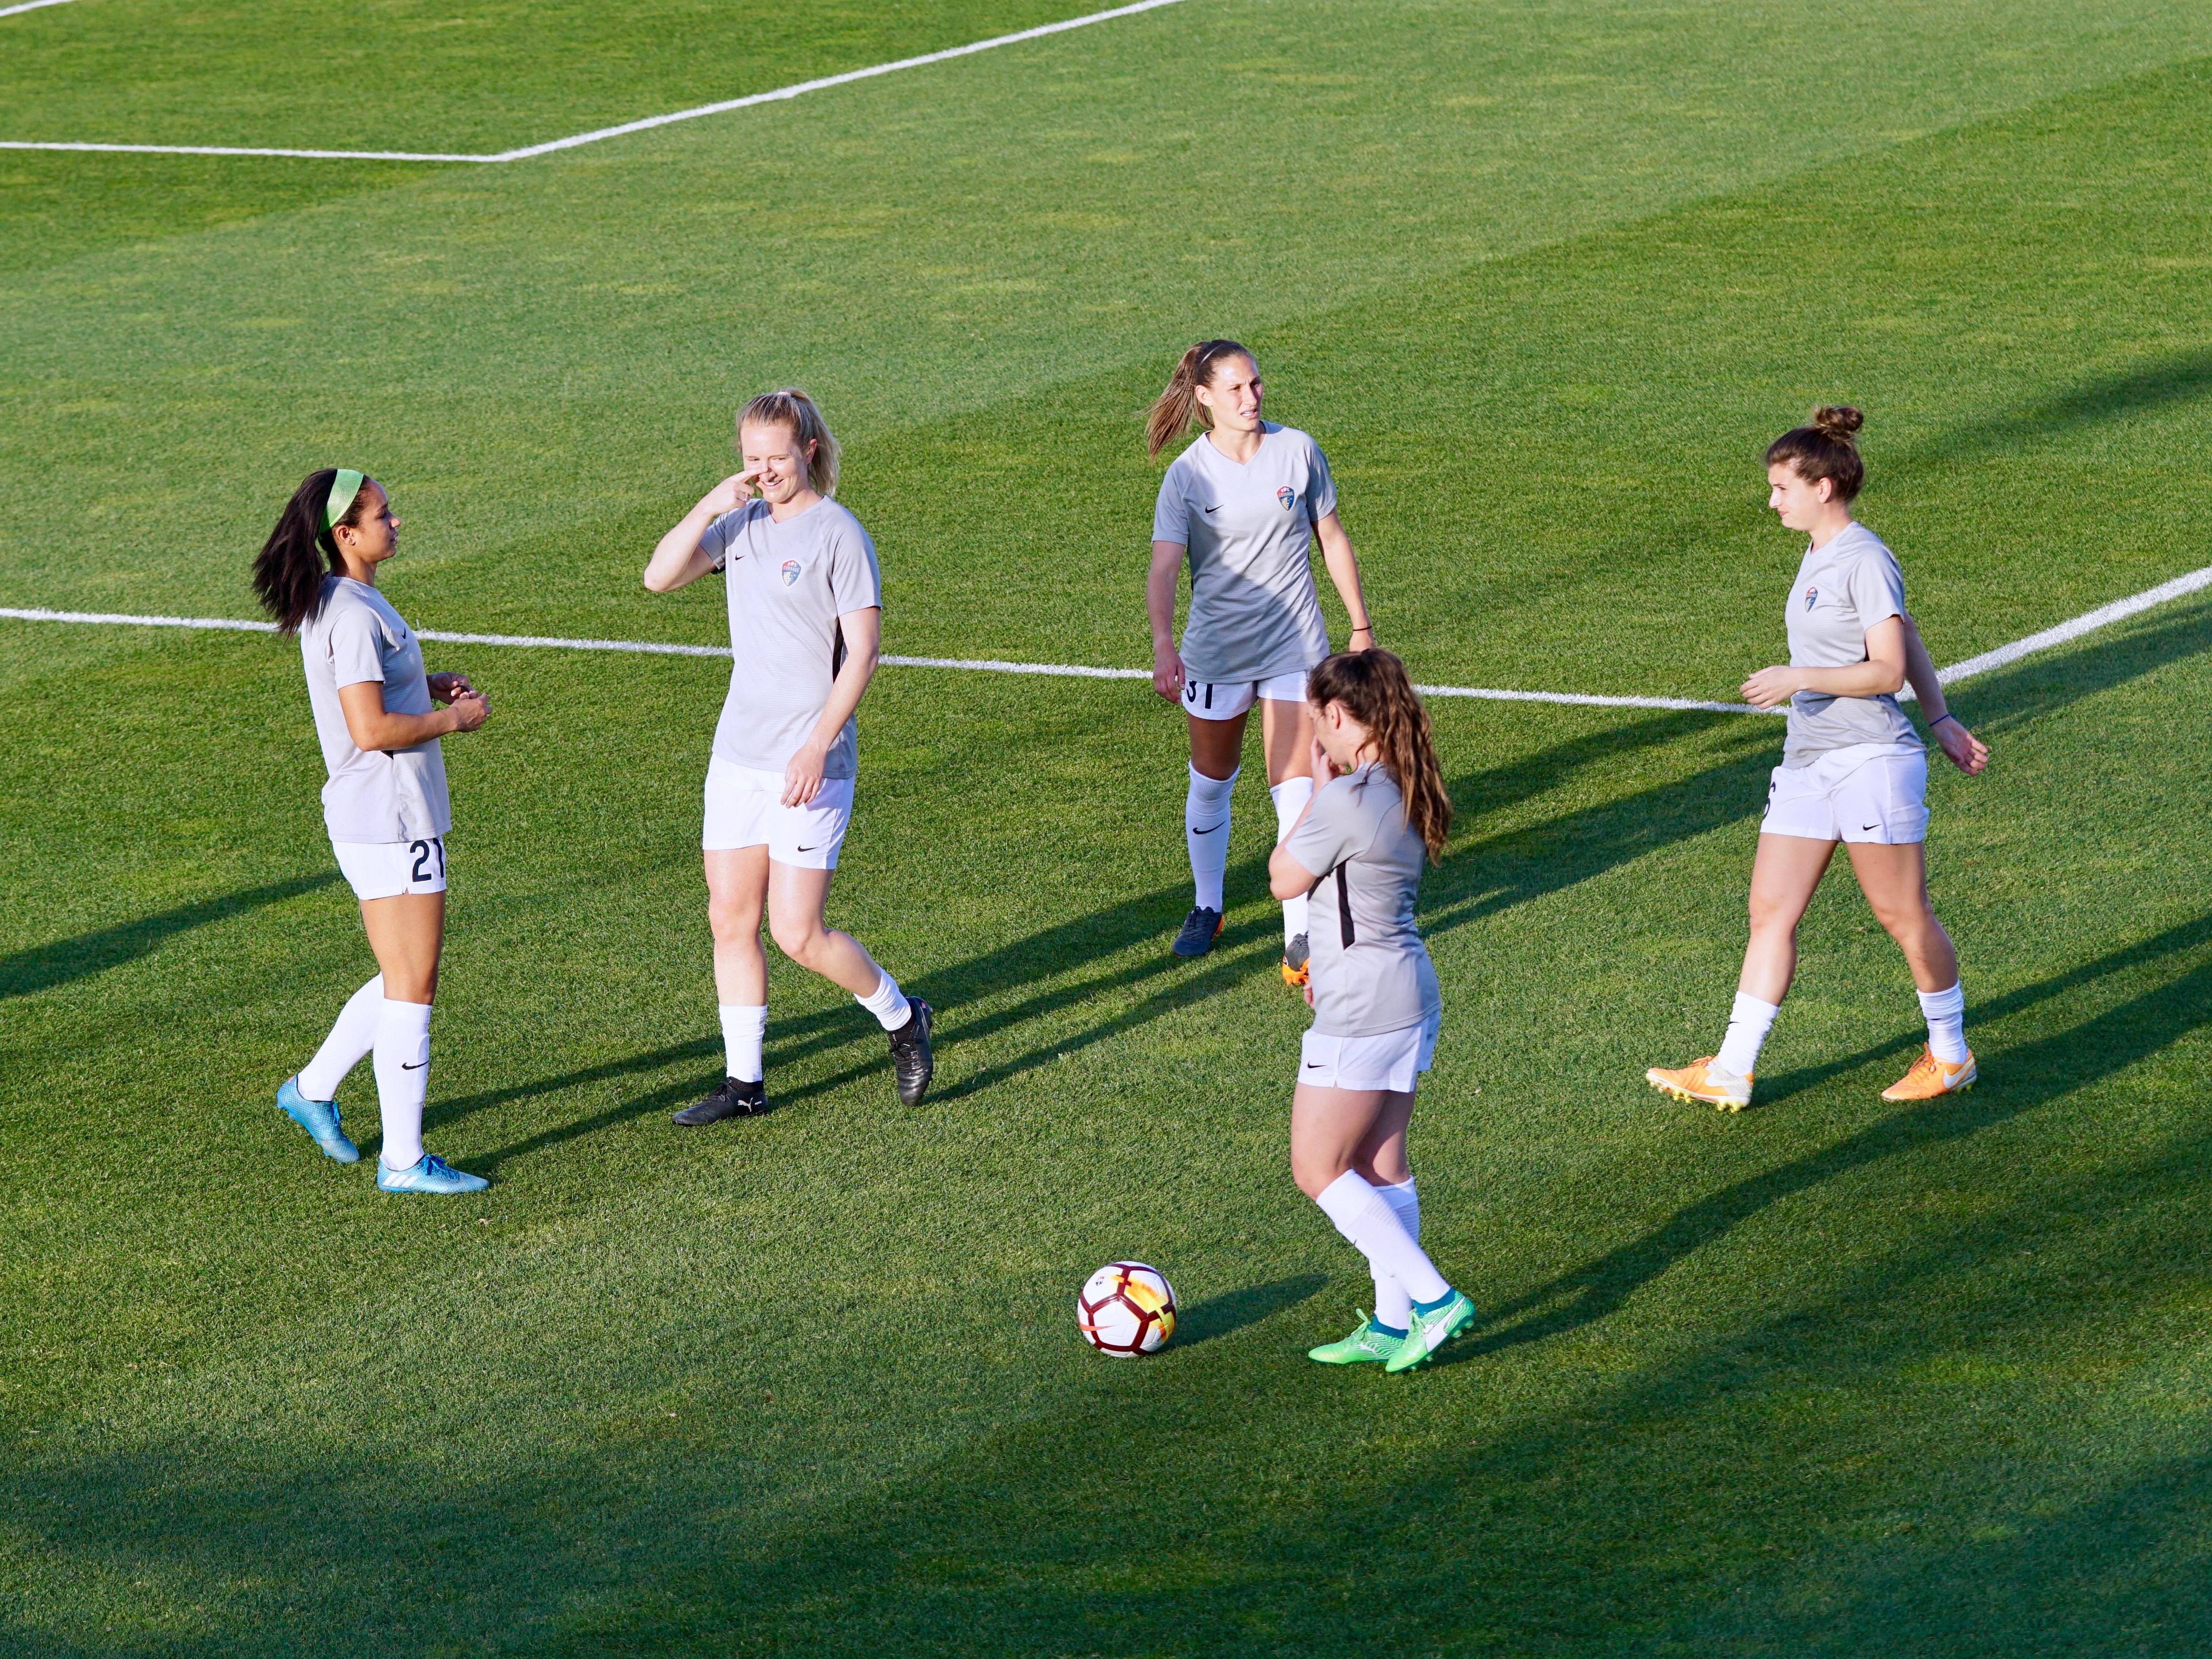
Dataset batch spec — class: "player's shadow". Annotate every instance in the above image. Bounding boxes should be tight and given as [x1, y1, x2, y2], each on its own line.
[1452, 910, 2212, 1363]
[1910, 344, 2212, 463]
[1169, 1273, 1328, 1348]
[0, 871, 339, 1002]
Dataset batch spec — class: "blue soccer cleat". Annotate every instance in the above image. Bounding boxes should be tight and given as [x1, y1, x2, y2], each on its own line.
[277, 1076, 360, 1163]
[376, 1153, 488, 1194]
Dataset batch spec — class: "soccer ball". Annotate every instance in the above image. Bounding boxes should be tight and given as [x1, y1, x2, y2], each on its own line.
[1077, 1261, 1177, 1356]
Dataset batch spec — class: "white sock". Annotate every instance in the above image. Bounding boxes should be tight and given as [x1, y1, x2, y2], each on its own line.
[720, 1003, 767, 1081]
[1185, 764, 1237, 912]
[1313, 1170, 1450, 1306]
[856, 970, 912, 1032]
[1715, 991, 1781, 1079]
[373, 999, 431, 1171]
[1270, 776, 1314, 943]
[297, 974, 384, 1100]
[1918, 981, 1967, 1064]
[1371, 1176, 1420, 1330]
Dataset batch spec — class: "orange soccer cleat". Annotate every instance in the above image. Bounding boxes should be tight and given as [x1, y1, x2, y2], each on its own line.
[1881, 1046, 1976, 1101]
[1644, 1057, 1754, 1112]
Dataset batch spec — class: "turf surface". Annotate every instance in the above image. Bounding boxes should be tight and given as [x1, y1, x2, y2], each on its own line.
[5, 2, 2212, 1653]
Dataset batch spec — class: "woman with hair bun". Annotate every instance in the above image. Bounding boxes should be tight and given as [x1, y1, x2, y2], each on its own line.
[644, 388, 933, 1123]
[1268, 650, 1475, 1374]
[1647, 406, 1989, 1113]
[251, 468, 493, 1193]
[1147, 339, 1375, 983]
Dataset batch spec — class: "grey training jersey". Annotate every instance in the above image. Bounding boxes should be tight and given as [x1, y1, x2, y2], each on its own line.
[702, 497, 883, 780]
[1283, 764, 1442, 1039]
[1782, 521, 1922, 767]
[1152, 423, 1336, 683]
[298, 576, 451, 842]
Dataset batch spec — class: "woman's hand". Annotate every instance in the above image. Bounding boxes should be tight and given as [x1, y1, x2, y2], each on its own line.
[445, 690, 490, 733]
[426, 671, 474, 705]
[1932, 716, 1989, 775]
[1740, 666, 1801, 709]
[1309, 735, 1337, 787]
[1152, 639, 1185, 702]
[782, 739, 828, 807]
[1347, 623, 1374, 652]
[700, 467, 762, 519]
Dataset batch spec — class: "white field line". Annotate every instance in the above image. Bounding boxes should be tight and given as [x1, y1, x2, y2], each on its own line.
[0, 0, 1185, 163]
[6, 563, 2207, 711]
[0, 0, 77, 17]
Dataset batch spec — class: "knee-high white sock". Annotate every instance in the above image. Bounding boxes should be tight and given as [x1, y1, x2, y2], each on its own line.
[298, 974, 384, 1100]
[1313, 1170, 1449, 1306]
[373, 1000, 432, 1171]
[720, 1003, 767, 1081]
[1269, 776, 1314, 943]
[1715, 991, 1781, 1079]
[855, 970, 912, 1032]
[1185, 765, 1237, 912]
[1370, 1176, 1420, 1331]
[1918, 981, 1967, 1064]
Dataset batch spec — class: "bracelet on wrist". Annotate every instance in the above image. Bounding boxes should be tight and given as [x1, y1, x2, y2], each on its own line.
[1930, 712, 1957, 729]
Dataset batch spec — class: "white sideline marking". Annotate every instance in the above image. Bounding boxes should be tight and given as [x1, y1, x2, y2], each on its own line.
[0, 0, 77, 17]
[6, 564, 2208, 711]
[0, 0, 1186, 163]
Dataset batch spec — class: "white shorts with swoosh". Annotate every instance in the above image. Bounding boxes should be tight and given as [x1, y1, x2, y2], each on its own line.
[1761, 744, 1928, 845]
[1297, 1009, 1442, 1092]
[703, 757, 853, 869]
[1181, 667, 1315, 723]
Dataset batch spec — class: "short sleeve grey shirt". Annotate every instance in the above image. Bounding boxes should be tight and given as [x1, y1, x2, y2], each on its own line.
[297, 577, 451, 842]
[1283, 764, 1442, 1039]
[1782, 521, 1922, 767]
[701, 497, 883, 779]
[1152, 423, 1336, 683]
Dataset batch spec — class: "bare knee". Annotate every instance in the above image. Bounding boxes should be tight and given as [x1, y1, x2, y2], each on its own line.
[768, 914, 827, 968]
[708, 898, 758, 948]
[1291, 1151, 1345, 1201]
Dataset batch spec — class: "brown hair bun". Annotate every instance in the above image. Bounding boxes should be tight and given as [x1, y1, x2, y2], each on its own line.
[1766, 405, 1868, 500]
[1810, 404, 1864, 441]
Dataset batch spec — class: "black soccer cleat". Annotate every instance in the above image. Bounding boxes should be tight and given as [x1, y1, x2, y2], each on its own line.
[673, 1076, 769, 1125]
[888, 999, 935, 1106]
[1171, 906, 1224, 958]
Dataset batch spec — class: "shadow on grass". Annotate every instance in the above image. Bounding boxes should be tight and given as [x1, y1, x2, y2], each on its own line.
[1916, 345, 2212, 462]
[1, 872, 339, 1002]
[1171, 1273, 1328, 1348]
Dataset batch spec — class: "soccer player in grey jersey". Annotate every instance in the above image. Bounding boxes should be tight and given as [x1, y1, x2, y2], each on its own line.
[1145, 340, 1376, 982]
[1648, 408, 1989, 1112]
[252, 469, 493, 1194]
[644, 389, 933, 1122]
[1268, 651, 1477, 1374]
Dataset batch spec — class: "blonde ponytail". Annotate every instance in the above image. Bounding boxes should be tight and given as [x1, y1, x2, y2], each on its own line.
[1145, 339, 1253, 458]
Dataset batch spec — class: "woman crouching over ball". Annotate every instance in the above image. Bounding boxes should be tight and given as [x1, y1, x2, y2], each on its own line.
[252, 469, 492, 1193]
[1268, 650, 1474, 1372]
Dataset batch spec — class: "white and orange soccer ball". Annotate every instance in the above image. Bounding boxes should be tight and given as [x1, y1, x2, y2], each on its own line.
[1076, 1261, 1177, 1356]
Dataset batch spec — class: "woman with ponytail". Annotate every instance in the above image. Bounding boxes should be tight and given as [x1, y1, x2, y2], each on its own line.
[1647, 407, 1988, 1113]
[1147, 339, 1375, 983]
[1267, 650, 1473, 1373]
[251, 468, 493, 1194]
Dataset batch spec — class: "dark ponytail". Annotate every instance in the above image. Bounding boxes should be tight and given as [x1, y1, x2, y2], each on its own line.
[252, 468, 368, 634]
[1307, 649, 1452, 861]
[1765, 405, 1866, 501]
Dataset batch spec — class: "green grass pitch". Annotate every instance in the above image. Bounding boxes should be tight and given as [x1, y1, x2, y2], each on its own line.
[6, 0, 2212, 1651]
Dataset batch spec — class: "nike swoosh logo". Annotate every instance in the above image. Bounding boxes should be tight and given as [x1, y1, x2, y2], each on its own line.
[1202, 504, 1221, 513]
[1862, 823, 1880, 831]
[1190, 821, 1222, 836]
[401, 1061, 426, 1070]
[1305, 1062, 1325, 1069]
[796, 843, 820, 852]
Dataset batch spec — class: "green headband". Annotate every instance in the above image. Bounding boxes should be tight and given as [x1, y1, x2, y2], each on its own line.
[322, 468, 366, 534]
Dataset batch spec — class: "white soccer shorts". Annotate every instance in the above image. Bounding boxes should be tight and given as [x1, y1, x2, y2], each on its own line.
[332, 836, 448, 902]
[1761, 745, 1929, 845]
[703, 757, 853, 869]
[1297, 1008, 1443, 1092]
[1181, 667, 1314, 722]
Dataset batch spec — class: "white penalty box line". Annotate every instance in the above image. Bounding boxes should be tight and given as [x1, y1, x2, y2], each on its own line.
[0, 0, 1186, 163]
[5, 563, 2208, 714]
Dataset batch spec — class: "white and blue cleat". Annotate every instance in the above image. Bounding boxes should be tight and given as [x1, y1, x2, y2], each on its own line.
[277, 1076, 360, 1163]
[377, 1153, 488, 1194]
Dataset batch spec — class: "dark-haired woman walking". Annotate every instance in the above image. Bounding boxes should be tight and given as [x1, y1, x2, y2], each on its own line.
[1269, 650, 1475, 1374]
[1147, 339, 1375, 983]
[1648, 408, 1988, 1112]
[252, 468, 493, 1193]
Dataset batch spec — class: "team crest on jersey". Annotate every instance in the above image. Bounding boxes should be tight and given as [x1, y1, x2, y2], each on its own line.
[1276, 486, 1296, 510]
[781, 559, 802, 586]
[1803, 585, 1818, 611]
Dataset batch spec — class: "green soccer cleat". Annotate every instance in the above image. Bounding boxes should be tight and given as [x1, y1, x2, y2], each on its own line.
[1307, 1311, 1401, 1365]
[1384, 1289, 1478, 1374]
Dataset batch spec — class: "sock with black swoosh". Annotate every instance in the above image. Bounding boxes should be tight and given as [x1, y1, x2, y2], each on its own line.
[373, 999, 433, 1170]
[1185, 763, 1237, 912]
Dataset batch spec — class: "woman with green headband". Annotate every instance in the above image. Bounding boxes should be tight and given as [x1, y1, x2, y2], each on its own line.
[251, 467, 493, 1195]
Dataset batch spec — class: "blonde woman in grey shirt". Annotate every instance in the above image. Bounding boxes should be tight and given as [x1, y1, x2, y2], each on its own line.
[1146, 340, 1376, 983]
[252, 469, 492, 1194]
[1648, 409, 1989, 1113]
